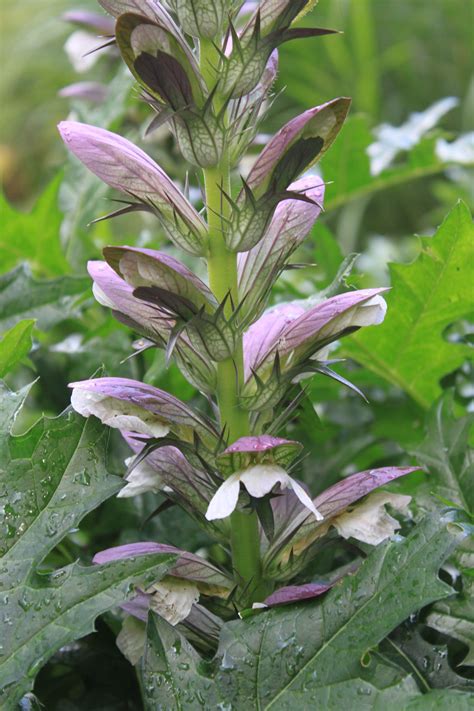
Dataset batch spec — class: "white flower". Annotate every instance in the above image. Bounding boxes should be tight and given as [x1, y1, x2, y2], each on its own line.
[436, 133, 474, 164]
[367, 97, 459, 175]
[148, 578, 199, 626]
[205, 464, 323, 521]
[117, 455, 164, 498]
[70, 388, 170, 437]
[64, 31, 106, 73]
[333, 491, 411, 545]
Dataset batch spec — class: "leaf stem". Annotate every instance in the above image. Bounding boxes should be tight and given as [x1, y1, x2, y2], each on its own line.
[200, 39, 266, 603]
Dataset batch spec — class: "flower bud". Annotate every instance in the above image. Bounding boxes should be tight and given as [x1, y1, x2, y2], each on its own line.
[166, 0, 231, 38]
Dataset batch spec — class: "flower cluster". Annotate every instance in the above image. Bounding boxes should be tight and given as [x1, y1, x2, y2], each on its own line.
[60, 0, 417, 649]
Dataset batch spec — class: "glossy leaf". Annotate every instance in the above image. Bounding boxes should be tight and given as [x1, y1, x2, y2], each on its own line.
[0, 319, 35, 377]
[411, 391, 473, 513]
[139, 513, 472, 708]
[0, 174, 68, 277]
[0, 382, 178, 704]
[0, 264, 89, 332]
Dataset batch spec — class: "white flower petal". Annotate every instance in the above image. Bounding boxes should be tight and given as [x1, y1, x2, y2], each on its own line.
[148, 578, 199, 626]
[117, 455, 163, 498]
[92, 282, 116, 309]
[205, 473, 241, 520]
[333, 491, 411, 545]
[240, 464, 289, 498]
[116, 616, 146, 665]
[351, 295, 387, 327]
[289, 478, 324, 521]
[70, 388, 170, 437]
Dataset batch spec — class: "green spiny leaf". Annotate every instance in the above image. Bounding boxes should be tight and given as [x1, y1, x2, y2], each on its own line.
[213, 511, 470, 707]
[343, 201, 474, 408]
[0, 264, 89, 332]
[0, 175, 68, 277]
[0, 319, 35, 377]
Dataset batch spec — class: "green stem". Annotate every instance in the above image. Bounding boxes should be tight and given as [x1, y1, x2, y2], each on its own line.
[200, 40, 266, 602]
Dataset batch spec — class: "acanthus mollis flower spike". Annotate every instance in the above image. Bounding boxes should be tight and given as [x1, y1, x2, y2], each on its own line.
[226, 98, 350, 251]
[114, 13, 224, 167]
[206, 435, 322, 521]
[242, 288, 388, 409]
[57, 121, 207, 255]
[88, 260, 218, 393]
[221, 0, 337, 98]
[238, 176, 325, 324]
[165, 0, 232, 38]
[263, 465, 419, 580]
[263, 581, 333, 608]
[69, 377, 219, 447]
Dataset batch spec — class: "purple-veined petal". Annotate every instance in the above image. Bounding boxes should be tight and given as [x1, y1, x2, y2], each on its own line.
[238, 177, 324, 321]
[63, 10, 115, 34]
[103, 246, 216, 309]
[88, 260, 217, 393]
[264, 581, 331, 607]
[88, 260, 171, 342]
[245, 98, 351, 198]
[280, 289, 388, 359]
[94, 541, 232, 594]
[243, 302, 305, 378]
[57, 121, 207, 254]
[122, 590, 150, 621]
[244, 288, 388, 379]
[69, 377, 218, 444]
[219, 435, 303, 474]
[59, 82, 108, 103]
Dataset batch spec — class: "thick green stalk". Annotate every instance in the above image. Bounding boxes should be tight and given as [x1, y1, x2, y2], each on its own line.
[200, 40, 266, 601]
